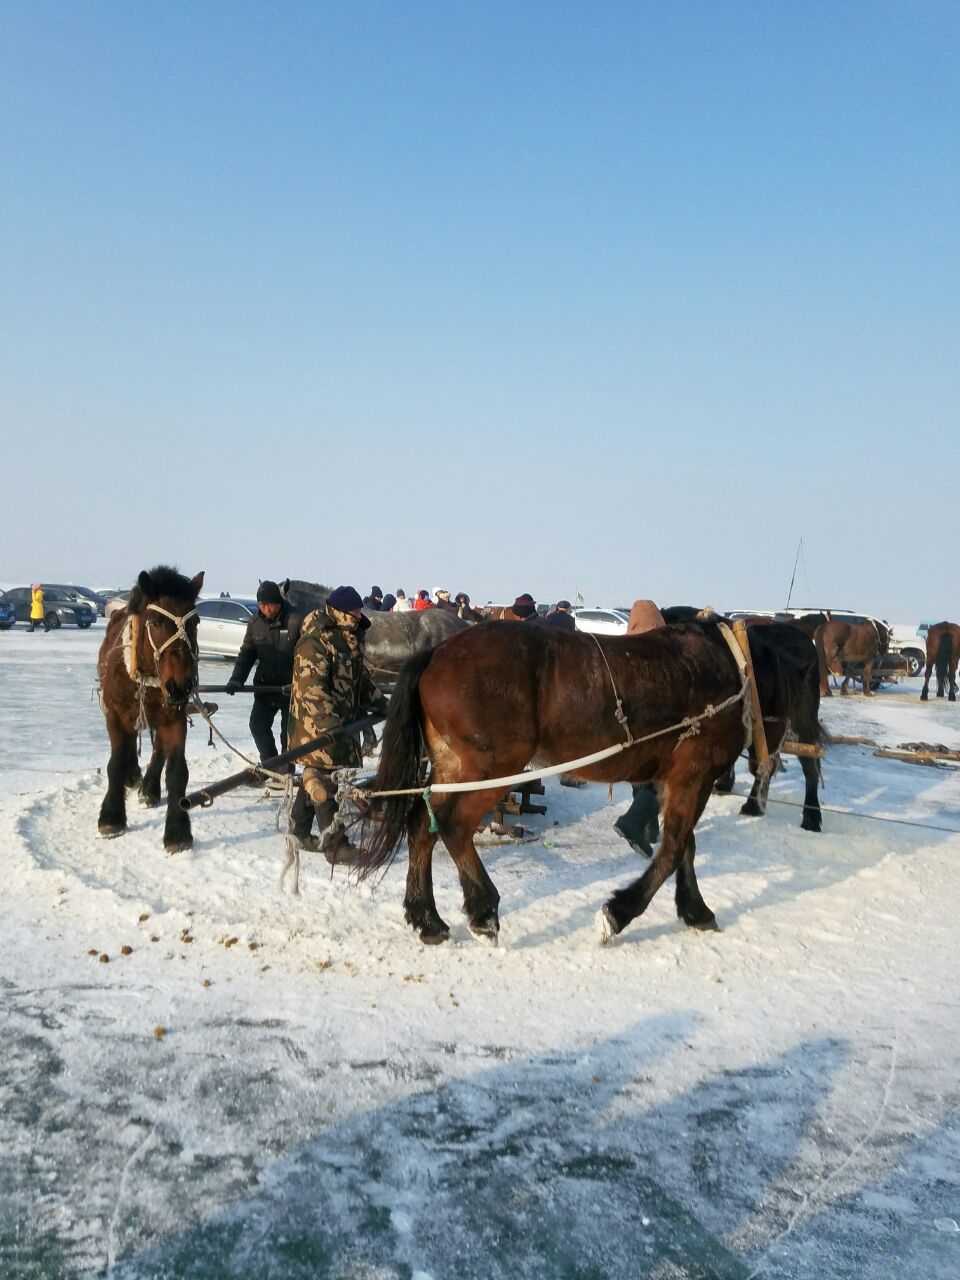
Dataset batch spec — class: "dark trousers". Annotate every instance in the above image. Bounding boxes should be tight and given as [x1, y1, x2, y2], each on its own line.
[249, 695, 290, 766]
[290, 778, 336, 839]
[29, 617, 50, 632]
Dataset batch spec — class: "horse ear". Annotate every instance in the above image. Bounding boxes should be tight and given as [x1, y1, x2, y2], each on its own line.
[190, 571, 205, 599]
[281, 578, 290, 595]
[138, 570, 156, 600]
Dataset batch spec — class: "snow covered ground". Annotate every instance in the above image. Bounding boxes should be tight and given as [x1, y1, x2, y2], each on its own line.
[2, 626, 959, 1279]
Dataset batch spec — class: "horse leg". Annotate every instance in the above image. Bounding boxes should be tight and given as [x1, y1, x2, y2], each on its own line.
[600, 762, 716, 940]
[139, 740, 165, 808]
[403, 798, 449, 944]
[98, 712, 137, 838]
[921, 654, 933, 701]
[799, 755, 823, 831]
[157, 720, 192, 852]
[739, 747, 771, 817]
[674, 830, 719, 930]
[437, 788, 505, 941]
[713, 764, 736, 795]
[862, 658, 874, 696]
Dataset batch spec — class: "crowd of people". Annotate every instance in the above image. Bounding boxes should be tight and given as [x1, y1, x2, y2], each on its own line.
[224, 583, 582, 865]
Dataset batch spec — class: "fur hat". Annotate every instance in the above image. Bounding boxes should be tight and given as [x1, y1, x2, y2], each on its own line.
[256, 580, 283, 606]
[327, 585, 364, 613]
[512, 592, 537, 618]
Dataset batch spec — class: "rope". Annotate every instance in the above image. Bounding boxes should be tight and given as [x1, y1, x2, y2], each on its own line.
[721, 789, 960, 836]
[587, 633, 633, 744]
[351, 685, 749, 803]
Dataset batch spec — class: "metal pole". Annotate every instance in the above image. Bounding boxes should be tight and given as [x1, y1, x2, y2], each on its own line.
[180, 712, 385, 811]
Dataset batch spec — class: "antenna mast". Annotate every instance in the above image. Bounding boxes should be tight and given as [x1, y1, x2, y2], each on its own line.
[785, 538, 803, 613]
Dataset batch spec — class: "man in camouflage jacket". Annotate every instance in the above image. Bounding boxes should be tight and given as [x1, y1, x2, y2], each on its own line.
[288, 584, 388, 861]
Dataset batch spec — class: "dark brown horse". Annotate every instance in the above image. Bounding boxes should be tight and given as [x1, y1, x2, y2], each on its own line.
[921, 621, 960, 701]
[814, 619, 889, 696]
[360, 620, 821, 946]
[97, 566, 204, 851]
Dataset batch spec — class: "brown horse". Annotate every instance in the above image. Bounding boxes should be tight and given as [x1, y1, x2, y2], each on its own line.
[97, 566, 204, 851]
[920, 621, 960, 701]
[814, 619, 889, 696]
[360, 620, 821, 946]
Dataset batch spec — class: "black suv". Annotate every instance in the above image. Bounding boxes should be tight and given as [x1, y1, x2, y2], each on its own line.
[6, 585, 97, 629]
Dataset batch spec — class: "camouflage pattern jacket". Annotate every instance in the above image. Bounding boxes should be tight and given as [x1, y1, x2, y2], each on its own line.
[287, 607, 388, 769]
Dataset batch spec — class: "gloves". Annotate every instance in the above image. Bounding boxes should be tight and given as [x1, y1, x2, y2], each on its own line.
[225, 680, 242, 695]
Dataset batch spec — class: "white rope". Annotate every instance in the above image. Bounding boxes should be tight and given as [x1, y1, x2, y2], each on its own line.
[353, 683, 749, 802]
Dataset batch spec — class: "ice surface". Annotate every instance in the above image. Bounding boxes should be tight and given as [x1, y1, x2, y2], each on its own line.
[1, 628, 959, 1277]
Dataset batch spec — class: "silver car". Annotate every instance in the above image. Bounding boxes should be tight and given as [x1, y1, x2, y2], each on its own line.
[572, 607, 630, 636]
[196, 598, 260, 658]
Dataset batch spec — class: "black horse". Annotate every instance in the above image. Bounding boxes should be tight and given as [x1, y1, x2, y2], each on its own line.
[617, 618, 824, 852]
[282, 580, 469, 688]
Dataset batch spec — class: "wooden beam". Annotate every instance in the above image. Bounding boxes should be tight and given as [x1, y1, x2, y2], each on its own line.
[731, 620, 770, 772]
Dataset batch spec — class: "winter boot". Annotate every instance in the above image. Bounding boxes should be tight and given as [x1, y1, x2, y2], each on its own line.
[613, 784, 660, 858]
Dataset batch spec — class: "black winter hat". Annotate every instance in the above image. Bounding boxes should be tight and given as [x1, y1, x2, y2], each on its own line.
[370, 585, 383, 597]
[257, 580, 283, 606]
[327, 585, 364, 613]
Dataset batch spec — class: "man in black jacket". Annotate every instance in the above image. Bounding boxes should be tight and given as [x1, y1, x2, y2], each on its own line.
[544, 600, 576, 631]
[226, 581, 303, 767]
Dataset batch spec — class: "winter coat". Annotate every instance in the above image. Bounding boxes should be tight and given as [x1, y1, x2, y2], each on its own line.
[394, 597, 412, 612]
[544, 608, 576, 632]
[287, 607, 388, 768]
[413, 596, 433, 611]
[229, 603, 303, 693]
[362, 595, 383, 612]
[30, 587, 44, 620]
[626, 600, 665, 635]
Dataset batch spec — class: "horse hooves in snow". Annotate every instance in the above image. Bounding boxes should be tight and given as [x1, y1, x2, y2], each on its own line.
[98, 823, 126, 839]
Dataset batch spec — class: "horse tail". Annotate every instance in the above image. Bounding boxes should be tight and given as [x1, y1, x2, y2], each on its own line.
[358, 647, 434, 880]
[935, 629, 953, 693]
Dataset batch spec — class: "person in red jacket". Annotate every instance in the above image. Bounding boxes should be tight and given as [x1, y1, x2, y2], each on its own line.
[413, 590, 433, 611]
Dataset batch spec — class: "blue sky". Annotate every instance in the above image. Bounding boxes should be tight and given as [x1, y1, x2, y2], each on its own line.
[1, 1, 956, 616]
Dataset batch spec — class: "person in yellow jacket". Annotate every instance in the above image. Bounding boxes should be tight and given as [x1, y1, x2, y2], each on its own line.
[29, 584, 50, 633]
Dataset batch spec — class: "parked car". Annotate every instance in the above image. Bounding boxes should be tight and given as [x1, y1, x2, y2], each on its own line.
[572, 607, 630, 636]
[5, 585, 97, 629]
[64, 585, 109, 616]
[196, 597, 260, 658]
[0, 591, 17, 629]
[104, 590, 132, 619]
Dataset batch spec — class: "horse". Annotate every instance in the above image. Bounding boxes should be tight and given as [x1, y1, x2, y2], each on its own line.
[97, 566, 204, 852]
[814, 619, 889, 696]
[920, 621, 960, 701]
[359, 619, 821, 946]
[281, 579, 469, 689]
[710, 622, 823, 819]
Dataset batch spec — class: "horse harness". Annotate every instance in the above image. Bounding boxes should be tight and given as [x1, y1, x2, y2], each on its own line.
[586, 622, 753, 753]
[103, 603, 200, 729]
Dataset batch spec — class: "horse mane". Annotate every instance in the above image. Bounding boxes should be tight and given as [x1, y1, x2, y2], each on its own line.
[128, 565, 200, 614]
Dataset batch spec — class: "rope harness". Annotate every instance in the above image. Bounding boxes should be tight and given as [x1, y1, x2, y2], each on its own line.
[345, 623, 756, 827]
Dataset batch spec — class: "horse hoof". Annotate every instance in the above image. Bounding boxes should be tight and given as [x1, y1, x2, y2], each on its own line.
[739, 800, 762, 817]
[596, 904, 621, 945]
[164, 838, 193, 854]
[420, 925, 450, 946]
[138, 792, 159, 809]
[801, 816, 822, 833]
[469, 916, 500, 945]
[98, 823, 126, 839]
[690, 916, 720, 932]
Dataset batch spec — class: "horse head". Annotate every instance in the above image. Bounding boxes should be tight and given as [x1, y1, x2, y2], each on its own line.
[128, 566, 204, 709]
[874, 619, 891, 655]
